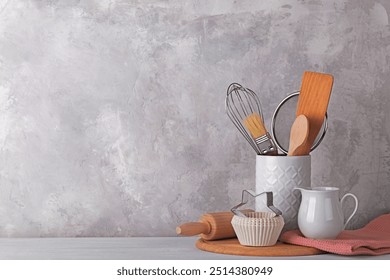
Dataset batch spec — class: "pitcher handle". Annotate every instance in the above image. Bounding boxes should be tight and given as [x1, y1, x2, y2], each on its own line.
[340, 193, 358, 229]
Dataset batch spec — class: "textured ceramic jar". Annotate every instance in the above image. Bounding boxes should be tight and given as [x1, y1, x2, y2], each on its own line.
[255, 155, 311, 231]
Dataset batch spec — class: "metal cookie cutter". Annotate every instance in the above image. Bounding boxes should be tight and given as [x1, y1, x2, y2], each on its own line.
[231, 190, 282, 218]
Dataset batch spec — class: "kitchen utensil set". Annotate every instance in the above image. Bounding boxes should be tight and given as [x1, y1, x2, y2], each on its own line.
[226, 71, 333, 156]
[177, 71, 338, 250]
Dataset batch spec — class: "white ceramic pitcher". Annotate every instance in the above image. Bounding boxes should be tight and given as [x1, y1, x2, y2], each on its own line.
[294, 187, 358, 239]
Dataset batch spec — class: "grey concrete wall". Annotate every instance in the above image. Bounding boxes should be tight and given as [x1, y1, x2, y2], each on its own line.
[0, 0, 389, 237]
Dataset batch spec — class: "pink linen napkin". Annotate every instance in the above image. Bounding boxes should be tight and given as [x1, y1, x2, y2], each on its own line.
[280, 213, 390, 255]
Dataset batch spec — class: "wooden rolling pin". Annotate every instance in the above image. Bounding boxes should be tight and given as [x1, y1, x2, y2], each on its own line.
[176, 210, 252, 241]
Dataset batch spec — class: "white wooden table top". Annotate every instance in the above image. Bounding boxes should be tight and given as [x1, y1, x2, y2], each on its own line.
[0, 237, 389, 260]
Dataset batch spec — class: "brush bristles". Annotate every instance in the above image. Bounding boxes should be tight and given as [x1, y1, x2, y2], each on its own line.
[243, 113, 267, 139]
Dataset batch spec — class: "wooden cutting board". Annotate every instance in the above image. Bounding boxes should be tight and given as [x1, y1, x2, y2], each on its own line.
[196, 238, 324, 257]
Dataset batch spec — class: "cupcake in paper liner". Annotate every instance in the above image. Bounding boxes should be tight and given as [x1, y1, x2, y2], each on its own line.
[231, 212, 284, 246]
[230, 190, 284, 247]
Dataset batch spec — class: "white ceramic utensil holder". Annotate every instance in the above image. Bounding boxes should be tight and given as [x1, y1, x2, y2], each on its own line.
[255, 155, 311, 231]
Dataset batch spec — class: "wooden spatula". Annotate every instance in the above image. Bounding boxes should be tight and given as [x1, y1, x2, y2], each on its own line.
[296, 71, 334, 155]
[288, 115, 309, 156]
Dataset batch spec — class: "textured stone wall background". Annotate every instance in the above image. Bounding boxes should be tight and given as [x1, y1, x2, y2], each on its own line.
[0, 0, 389, 237]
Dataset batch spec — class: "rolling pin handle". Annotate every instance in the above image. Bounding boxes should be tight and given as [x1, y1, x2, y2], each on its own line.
[176, 222, 211, 236]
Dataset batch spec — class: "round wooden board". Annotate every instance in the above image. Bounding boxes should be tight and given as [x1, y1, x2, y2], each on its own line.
[196, 238, 324, 257]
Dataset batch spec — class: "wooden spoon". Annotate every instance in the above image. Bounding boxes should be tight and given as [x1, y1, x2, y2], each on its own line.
[288, 115, 309, 156]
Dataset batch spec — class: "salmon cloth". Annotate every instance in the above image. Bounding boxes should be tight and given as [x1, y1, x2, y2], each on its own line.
[280, 214, 390, 255]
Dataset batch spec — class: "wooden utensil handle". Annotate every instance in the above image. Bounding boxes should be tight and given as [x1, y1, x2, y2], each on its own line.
[176, 222, 211, 236]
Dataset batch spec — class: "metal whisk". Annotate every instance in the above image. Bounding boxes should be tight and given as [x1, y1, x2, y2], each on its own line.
[225, 83, 277, 155]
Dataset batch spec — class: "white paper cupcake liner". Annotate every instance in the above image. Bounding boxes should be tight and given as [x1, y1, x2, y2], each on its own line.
[231, 212, 285, 247]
